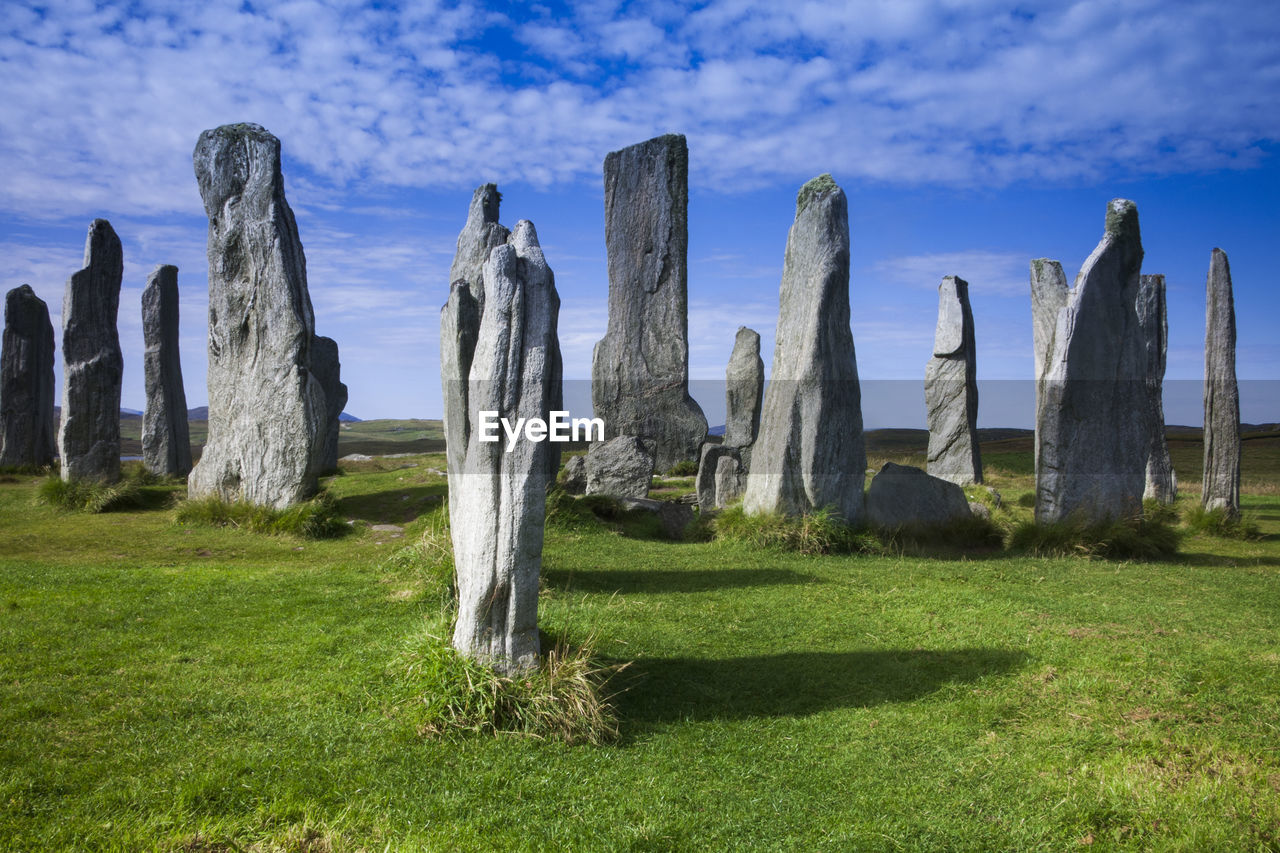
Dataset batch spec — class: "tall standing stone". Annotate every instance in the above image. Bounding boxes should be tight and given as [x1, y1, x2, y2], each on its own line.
[1137, 273, 1176, 504]
[743, 175, 866, 523]
[141, 265, 192, 477]
[1030, 259, 1069, 479]
[187, 123, 327, 509]
[924, 276, 982, 485]
[59, 219, 124, 483]
[443, 220, 561, 674]
[696, 326, 763, 512]
[0, 285, 56, 468]
[1036, 200, 1147, 524]
[591, 133, 707, 472]
[311, 336, 346, 474]
[1202, 248, 1240, 516]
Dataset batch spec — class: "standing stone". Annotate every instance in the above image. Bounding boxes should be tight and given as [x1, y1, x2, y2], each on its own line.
[866, 462, 972, 529]
[714, 454, 745, 508]
[591, 134, 707, 472]
[696, 443, 740, 513]
[924, 276, 982, 485]
[743, 174, 867, 523]
[59, 219, 124, 483]
[724, 326, 764, 448]
[443, 219, 561, 674]
[141, 265, 192, 477]
[187, 123, 327, 509]
[311, 335, 347, 474]
[1137, 274, 1176, 504]
[0, 285, 56, 468]
[584, 435, 654, 499]
[1202, 248, 1240, 516]
[1036, 200, 1147, 524]
[1030, 259, 1069, 479]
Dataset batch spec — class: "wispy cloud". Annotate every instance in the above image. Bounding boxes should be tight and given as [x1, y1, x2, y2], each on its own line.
[872, 250, 1032, 296]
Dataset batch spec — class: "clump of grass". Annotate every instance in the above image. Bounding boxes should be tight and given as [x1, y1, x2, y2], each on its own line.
[878, 514, 1006, 555]
[545, 488, 609, 531]
[383, 507, 456, 608]
[1182, 505, 1261, 540]
[1016, 492, 1036, 509]
[714, 504, 878, 555]
[1009, 514, 1180, 560]
[173, 492, 347, 539]
[1142, 498, 1180, 525]
[666, 460, 698, 477]
[36, 475, 145, 513]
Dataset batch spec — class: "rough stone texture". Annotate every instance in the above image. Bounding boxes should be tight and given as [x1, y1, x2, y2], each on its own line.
[187, 123, 327, 508]
[141, 265, 192, 477]
[311, 335, 347, 474]
[1136, 274, 1176, 504]
[562, 454, 587, 494]
[449, 184, 510, 320]
[743, 175, 866, 522]
[695, 443, 739, 513]
[866, 462, 972, 528]
[59, 219, 124, 483]
[0, 285, 56, 468]
[443, 219, 561, 674]
[1030, 259, 1070, 478]
[585, 434, 653, 499]
[1036, 200, 1148, 524]
[969, 501, 992, 521]
[1202, 248, 1240, 516]
[925, 276, 982, 485]
[724, 326, 764, 448]
[714, 454, 745, 508]
[616, 496, 695, 540]
[591, 134, 707, 471]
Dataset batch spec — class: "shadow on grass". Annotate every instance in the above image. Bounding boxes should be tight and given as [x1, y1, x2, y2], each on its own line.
[543, 566, 821, 594]
[614, 647, 1028, 730]
[335, 485, 445, 524]
[1177, 552, 1280, 567]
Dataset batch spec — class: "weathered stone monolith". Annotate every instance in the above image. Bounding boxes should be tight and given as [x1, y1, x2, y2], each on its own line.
[1137, 273, 1176, 504]
[743, 174, 866, 522]
[1202, 248, 1240, 516]
[696, 442, 739, 513]
[311, 335, 347, 474]
[724, 326, 764, 449]
[141, 265, 192, 477]
[59, 219, 124, 483]
[866, 462, 972, 529]
[187, 123, 327, 508]
[443, 219, 561, 674]
[925, 276, 982, 485]
[0, 285, 56, 468]
[585, 435, 653, 499]
[1036, 200, 1147, 523]
[591, 133, 707, 471]
[1030, 259, 1069, 479]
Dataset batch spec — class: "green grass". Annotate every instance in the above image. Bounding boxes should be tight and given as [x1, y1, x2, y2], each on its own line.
[173, 492, 349, 539]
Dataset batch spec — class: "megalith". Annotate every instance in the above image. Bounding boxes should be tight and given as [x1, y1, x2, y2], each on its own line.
[585, 435, 654, 499]
[866, 462, 972, 529]
[311, 335, 347, 474]
[0, 285, 56, 468]
[591, 133, 707, 472]
[1137, 274, 1176, 504]
[925, 275, 982, 485]
[141, 265, 192, 477]
[1030, 259, 1069, 479]
[187, 123, 327, 509]
[1202, 248, 1240, 516]
[695, 326, 763, 512]
[743, 174, 867, 523]
[59, 219, 124, 483]
[1036, 200, 1147, 524]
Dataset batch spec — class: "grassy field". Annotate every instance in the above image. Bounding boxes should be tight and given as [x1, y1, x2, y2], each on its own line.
[1, 442, 1278, 850]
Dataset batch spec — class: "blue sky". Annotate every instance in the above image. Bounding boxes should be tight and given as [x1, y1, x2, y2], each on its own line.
[1, 0, 1278, 426]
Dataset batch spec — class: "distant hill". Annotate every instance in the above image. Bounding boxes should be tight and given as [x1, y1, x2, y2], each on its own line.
[339, 412, 361, 422]
[185, 406, 359, 422]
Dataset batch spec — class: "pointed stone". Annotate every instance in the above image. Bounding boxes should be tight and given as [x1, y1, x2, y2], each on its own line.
[1030, 259, 1069, 478]
[449, 184, 509, 319]
[311, 335, 347, 475]
[187, 123, 326, 508]
[1202, 248, 1240, 516]
[724, 326, 764, 448]
[925, 276, 982, 485]
[1137, 274, 1176, 504]
[59, 219, 123, 483]
[141, 265, 192, 477]
[591, 133, 707, 471]
[0, 285, 56, 468]
[743, 174, 867, 522]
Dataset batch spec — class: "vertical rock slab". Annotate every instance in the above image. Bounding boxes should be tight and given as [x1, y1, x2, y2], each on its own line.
[591, 133, 707, 472]
[724, 326, 764, 448]
[187, 123, 326, 509]
[59, 219, 124, 483]
[1137, 273, 1176, 504]
[696, 443, 740, 513]
[446, 220, 561, 674]
[924, 275, 982, 485]
[0, 285, 56, 468]
[311, 335, 347, 475]
[141, 265, 192, 477]
[1030, 259, 1069, 479]
[1202, 248, 1240, 516]
[743, 175, 866, 523]
[1036, 200, 1147, 523]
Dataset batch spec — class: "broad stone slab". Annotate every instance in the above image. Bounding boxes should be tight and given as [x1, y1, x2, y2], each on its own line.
[141, 265, 192, 477]
[1202, 248, 1240, 516]
[585, 434, 653, 500]
[925, 276, 982, 485]
[866, 462, 972, 529]
[1136, 273, 1176, 504]
[0, 285, 56, 468]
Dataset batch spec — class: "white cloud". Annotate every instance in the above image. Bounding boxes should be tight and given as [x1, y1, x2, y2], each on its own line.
[872, 250, 1032, 296]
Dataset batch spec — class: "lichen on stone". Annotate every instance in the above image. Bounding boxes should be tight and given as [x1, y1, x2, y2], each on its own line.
[796, 173, 839, 217]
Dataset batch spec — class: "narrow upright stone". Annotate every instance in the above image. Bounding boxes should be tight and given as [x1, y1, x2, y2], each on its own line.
[743, 174, 866, 522]
[925, 276, 982, 485]
[141, 265, 192, 477]
[449, 184, 510, 318]
[591, 133, 707, 471]
[1202, 248, 1240, 516]
[0, 285, 56, 468]
[1137, 273, 1176, 504]
[59, 219, 124, 483]
[311, 335, 347, 474]
[1030, 259, 1069, 478]
[724, 326, 764, 449]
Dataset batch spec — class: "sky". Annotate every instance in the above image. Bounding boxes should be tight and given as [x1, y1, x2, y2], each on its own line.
[1, 0, 1278, 428]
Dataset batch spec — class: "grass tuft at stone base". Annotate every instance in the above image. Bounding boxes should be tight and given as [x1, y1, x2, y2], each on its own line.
[173, 491, 348, 539]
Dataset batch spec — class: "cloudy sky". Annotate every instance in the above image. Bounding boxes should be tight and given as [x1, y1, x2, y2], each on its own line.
[2, 0, 1278, 426]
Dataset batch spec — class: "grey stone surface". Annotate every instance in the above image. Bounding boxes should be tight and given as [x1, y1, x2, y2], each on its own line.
[1030, 258, 1069, 478]
[591, 134, 707, 471]
[695, 443, 739, 513]
[445, 219, 561, 674]
[616, 496, 695, 540]
[585, 434, 654, 500]
[924, 276, 982, 485]
[59, 219, 124, 483]
[0, 285, 56, 468]
[562, 453, 587, 494]
[743, 174, 866, 522]
[724, 326, 764, 448]
[187, 123, 327, 508]
[714, 454, 744, 509]
[141, 265, 192, 477]
[969, 501, 992, 521]
[1136, 273, 1176, 504]
[311, 335, 347, 474]
[1036, 200, 1148, 523]
[1202, 248, 1240, 516]
[866, 462, 972, 528]
[449, 184, 510, 319]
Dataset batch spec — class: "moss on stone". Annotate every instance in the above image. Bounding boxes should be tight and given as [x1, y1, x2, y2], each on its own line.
[796, 173, 839, 217]
[1104, 198, 1139, 240]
